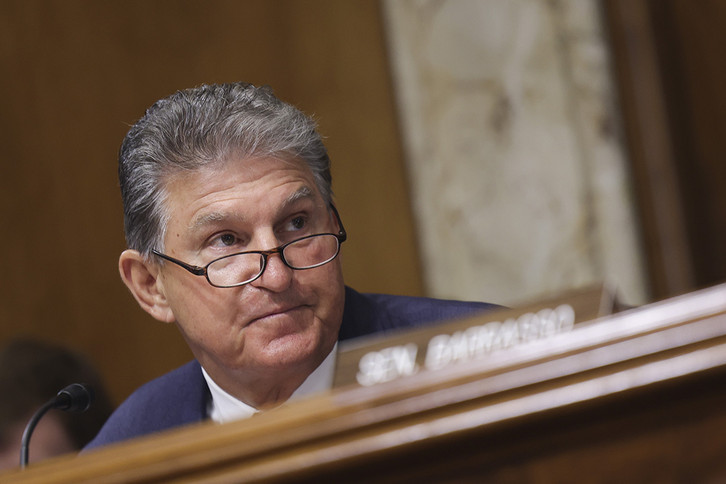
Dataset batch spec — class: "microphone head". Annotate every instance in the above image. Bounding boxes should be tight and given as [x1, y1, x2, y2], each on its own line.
[53, 383, 94, 413]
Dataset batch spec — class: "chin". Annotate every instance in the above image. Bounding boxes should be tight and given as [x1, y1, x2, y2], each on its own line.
[256, 330, 325, 369]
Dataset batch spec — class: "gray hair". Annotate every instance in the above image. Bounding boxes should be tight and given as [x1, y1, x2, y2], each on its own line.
[118, 82, 333, 256]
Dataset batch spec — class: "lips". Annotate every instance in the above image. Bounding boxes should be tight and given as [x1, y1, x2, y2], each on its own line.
[249, 305, 304, 325]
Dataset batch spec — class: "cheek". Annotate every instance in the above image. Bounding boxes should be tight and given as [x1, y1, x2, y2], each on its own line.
[172, 291, 247, 364]
[306, 262, 345, 322]
[167, 278, 240, 332]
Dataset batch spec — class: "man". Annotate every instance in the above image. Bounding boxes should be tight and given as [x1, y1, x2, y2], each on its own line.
[85, 82, 497, 449]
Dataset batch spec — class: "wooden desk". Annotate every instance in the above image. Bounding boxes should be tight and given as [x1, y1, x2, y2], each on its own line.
[3, 284, 726, 483]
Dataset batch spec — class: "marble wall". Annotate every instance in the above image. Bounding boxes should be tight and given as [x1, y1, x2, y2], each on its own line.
[383, 0, 648, 306]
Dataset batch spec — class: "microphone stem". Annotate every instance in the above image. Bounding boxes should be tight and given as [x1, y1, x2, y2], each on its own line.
[19, 400, 55, 469]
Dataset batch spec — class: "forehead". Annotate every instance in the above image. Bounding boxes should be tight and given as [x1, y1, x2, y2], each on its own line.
[161, 156, 323, 226]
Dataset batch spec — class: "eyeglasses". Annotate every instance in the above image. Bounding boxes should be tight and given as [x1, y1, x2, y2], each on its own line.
[152, 206, 347, 288]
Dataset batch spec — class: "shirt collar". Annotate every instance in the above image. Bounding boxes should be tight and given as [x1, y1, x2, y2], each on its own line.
[202, 343, 338, 424]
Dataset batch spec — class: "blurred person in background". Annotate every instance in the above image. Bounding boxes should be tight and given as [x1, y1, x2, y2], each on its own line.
[0, 338, 113, 469]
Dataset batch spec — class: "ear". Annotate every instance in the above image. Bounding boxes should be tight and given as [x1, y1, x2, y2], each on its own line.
[119, 249, 176, 323]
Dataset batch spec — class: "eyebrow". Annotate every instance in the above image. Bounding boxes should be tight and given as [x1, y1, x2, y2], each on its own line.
[187, 185, 317, 232]
[281, 186, 314, 210]
[188, 211, 235, 232]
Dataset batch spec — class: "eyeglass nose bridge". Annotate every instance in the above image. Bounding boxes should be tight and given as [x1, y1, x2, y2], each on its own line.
[248, 245, 296, 284]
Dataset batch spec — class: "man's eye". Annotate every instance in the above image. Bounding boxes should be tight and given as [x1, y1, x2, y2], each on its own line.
[290, 216, 306, 230]
[218, 233, 237, 246]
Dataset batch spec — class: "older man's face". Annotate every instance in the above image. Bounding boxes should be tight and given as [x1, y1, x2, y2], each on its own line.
[156, 156, 345, 398]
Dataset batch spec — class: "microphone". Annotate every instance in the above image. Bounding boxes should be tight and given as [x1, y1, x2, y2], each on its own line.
[19, 383, 94, 469]
[51, 383, 94, 412]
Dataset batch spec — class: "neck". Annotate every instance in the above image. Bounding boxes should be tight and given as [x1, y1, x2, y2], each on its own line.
[201, 347, 335, 410]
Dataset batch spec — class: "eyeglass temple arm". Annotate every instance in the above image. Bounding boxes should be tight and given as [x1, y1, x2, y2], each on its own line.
[151, 249, 206, 276]
[330, 204, 347, 241]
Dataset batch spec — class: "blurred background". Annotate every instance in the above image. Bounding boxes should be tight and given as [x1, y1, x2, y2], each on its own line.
[0, 0, 724, 407]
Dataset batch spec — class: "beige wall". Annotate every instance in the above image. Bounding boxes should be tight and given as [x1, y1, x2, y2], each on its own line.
[383, 0, 648, 307]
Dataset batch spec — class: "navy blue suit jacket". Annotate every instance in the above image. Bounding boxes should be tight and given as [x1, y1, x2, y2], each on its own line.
[85, 287, 497, 450]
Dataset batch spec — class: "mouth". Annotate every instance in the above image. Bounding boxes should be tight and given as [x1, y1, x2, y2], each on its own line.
[249, 305, 305, 325]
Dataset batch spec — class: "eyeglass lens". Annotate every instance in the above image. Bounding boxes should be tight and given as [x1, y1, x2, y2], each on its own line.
[206, 234, 340, 287]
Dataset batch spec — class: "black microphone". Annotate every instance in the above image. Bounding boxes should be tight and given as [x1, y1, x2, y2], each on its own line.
[19, 383, 94, 469]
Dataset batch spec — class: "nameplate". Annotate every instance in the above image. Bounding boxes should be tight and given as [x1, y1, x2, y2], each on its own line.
[333, 284, 617, 388]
